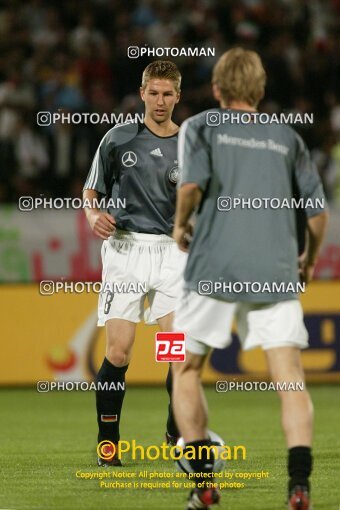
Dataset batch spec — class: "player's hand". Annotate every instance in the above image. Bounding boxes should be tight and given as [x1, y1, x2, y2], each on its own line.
[300, 263, 315, 285]
[298, 254, 315, 285]
[88, 211, 116, 240]
[173, 223, 193, 252]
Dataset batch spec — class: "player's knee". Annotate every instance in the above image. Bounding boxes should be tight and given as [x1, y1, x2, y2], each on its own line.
[185, 352, 205, 372]
[173, 357, 201, 377]
[106, 345, 131, 367]
[270, 364, 304, 389]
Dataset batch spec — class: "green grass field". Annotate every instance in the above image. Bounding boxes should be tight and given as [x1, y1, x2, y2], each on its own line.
[0, 386, 339, 510]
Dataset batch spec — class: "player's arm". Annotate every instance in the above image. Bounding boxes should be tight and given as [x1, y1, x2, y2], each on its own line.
[83, 133, 116, 240]
[83, 189, 116, 240]
[173, 118, 211, 252]
[294, 134, 329, 284]
[299, 211, 329, 284]
[174, 183, 202, 251]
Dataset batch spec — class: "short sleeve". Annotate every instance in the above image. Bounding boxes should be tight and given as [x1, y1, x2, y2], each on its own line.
[84, 133, 113, 194]
[294, 134, 327, 217]
[178, 118, 211, 192]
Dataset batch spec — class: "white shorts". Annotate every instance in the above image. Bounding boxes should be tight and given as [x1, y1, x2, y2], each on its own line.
[173, 289, 309, 354]
[98, 229, 187, 326]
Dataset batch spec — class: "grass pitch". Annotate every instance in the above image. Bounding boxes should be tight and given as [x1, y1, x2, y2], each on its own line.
[0, 386, 339, 510]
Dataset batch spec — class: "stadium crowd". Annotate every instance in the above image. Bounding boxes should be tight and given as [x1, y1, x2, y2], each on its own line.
[0, 0, 339, 204]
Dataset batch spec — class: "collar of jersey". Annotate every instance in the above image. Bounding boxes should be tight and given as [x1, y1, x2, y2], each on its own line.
[143, 123, 179, 139]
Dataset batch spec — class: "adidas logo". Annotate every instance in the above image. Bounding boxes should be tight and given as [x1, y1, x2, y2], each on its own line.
[150, 148, 163, 157]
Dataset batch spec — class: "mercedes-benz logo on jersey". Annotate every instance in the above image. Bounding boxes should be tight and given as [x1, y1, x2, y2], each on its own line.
[122, 151, 137, 167]
[168, 165, 179, 184]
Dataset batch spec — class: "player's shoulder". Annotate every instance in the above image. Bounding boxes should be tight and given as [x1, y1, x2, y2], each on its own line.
[100, 120, 142, 148]
[181, 110, 211, 131]
[274, 123, 307, 156]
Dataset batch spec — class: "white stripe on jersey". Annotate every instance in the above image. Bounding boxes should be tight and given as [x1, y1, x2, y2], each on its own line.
[87, 147, 99, 189]
[178, 119, 189, 179]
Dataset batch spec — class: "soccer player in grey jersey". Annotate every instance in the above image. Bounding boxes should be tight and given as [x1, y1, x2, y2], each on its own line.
[172, 48, 328, 510]
[83, 61, 186, 465]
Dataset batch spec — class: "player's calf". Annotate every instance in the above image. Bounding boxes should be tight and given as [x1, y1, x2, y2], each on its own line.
[288, 447, 312, 510]
[165, 364, 179, 445]
[95, 357, 128, 461]
[95, 319, 136, 465]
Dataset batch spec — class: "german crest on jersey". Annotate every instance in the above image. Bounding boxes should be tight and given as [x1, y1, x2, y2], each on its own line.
[168, 165, 179, 184]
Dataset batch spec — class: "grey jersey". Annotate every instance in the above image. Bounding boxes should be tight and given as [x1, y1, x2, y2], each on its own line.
[84, 121, 178, 235]
[179, 108, 327, 302]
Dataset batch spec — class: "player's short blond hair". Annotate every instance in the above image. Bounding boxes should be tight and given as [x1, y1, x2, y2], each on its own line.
[212, 48, 266, 107]
[141, 60, 181, 93]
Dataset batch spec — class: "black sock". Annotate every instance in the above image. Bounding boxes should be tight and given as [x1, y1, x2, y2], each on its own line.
[165, 364, 179, 437]
[288, 446, 312, 492]
[186, 439, 213, 487]
[95, 357, 128, 443]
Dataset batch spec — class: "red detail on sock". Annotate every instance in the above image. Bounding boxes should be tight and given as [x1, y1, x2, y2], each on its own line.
[289, 490, 310, 510]
[200, 489, 220, 506]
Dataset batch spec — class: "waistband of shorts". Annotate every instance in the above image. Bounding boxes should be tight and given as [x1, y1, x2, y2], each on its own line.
[110, 228, 175, 244]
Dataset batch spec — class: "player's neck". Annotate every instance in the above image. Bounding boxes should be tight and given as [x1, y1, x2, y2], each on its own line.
[220, 101, 257, 112]
[144, 116, 178, 137]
